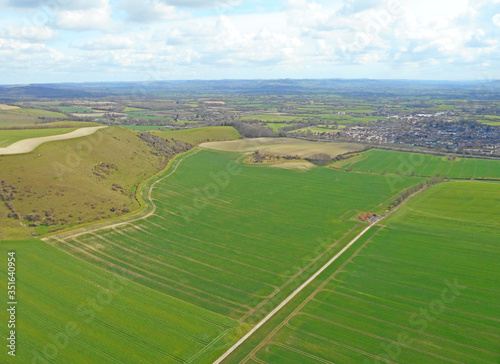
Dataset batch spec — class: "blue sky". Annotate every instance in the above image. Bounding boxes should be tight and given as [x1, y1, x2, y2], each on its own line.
[0, 0, 499, 84]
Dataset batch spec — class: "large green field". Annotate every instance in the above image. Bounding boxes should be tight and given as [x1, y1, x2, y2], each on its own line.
[2, 136, 498, 363]
[40, 148, 421, 362]
[149, 126, 241, 145]
[241, 114, 305, 122]
[0, 239, 238, 363]
[332, 149, 500, 179]
[234, 182, 500, 363]
[5, 107, 67, 118]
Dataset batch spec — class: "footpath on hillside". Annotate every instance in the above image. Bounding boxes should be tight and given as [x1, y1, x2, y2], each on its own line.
[0, 126, 107, 155]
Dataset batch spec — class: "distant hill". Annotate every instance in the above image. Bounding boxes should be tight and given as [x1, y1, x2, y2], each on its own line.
[1, 79, 499, 101]
[0, 85, 94, 102]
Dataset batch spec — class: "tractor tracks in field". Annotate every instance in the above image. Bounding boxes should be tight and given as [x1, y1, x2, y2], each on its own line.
[213, 183, 437, 364]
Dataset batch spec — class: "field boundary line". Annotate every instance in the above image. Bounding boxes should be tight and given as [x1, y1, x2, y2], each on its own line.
[244, 228, 380, 364]
[214, 182, 436, 364]
[213, 221, 377, 364]
[239, 226, 357, 322]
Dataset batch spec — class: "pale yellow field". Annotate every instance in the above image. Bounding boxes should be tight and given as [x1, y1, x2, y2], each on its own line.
[0, 104, 20, 110]
[200, 138, 365, 159]
[267, 161, 315, 170]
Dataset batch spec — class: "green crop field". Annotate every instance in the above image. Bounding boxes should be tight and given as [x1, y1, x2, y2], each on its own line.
[58, 107, 96, 113]
[6, 108, 67, 118]
[289, 126, 340, 133]
[149, 126, 241, 145]
[41, 148, 422, 362]
[119, 125, 168, 131]
[0, 239, 238, 364]
[124, 107, 146, 112]
[478, 120, 500, 126]
[131, 115, 175, 121]
[332, 149, 500, 179]
[0, 128, 78, 147]
[241, 114, 305, 122]
[237, 182, 500, 363]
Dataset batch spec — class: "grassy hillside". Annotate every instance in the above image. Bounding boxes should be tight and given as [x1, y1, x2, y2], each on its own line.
[44, 149, 422, 362]
[7, 107, 66, 118]
[242, 182, 500, 363]
[36, 121, 100, 128]
[149, 126, 241, 144]
[0, 127, 180, 239]
[332, 149, 500, 179]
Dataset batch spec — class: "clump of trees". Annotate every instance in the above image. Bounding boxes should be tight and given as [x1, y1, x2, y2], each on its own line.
[138, 133, 192, 158]
[229, 121, 274, 138]
[249, 150, 300, 163]
[93, 163, 118, 180]
[305, 153, 332, 166]
[388, 176, 447, 210]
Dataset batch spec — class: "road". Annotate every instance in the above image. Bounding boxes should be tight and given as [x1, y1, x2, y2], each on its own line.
[213, 221, 377, 364]
[213, 183, 435, 363]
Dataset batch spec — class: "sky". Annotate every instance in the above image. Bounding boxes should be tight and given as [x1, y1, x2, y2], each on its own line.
[0, 0, 499, 84]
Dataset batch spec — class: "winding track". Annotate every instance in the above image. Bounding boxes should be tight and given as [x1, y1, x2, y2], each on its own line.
[0, 126, 107, 155]
[43, 148, 201, 242]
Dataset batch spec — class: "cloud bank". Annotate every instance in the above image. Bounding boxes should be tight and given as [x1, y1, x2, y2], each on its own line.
[0, 0, 498, 83]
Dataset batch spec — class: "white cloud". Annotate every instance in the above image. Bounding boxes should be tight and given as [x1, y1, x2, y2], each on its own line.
[1, 26, 57, 42]
[53, 3, 114, 31]
[162, 0, 242, 8]
[1, 0, 500, 82]
[0, 38, 73, 72]
[119, 0, 188, 22]
[493, 14, 500, 27]
[80, 35, 136, 50]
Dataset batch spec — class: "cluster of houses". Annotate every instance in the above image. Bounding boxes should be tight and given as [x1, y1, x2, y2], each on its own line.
[291, 114, 500, 157]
